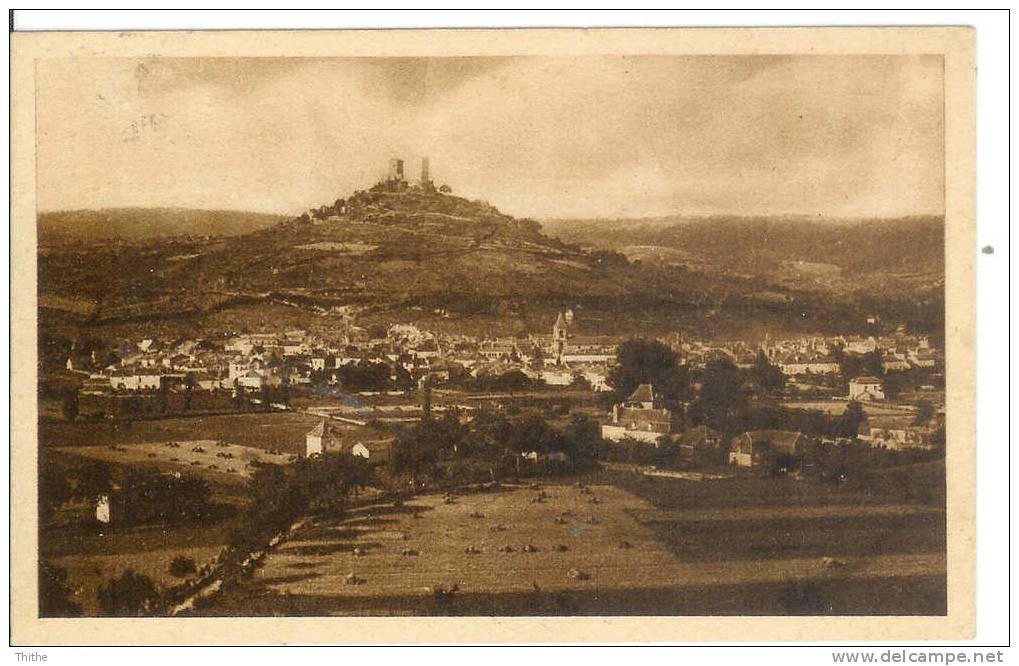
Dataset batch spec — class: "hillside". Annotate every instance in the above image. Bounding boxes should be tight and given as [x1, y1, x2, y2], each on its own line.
[37, 208, 286, 245]
[542, 215, 944, 302]
[37, 187, 945, 342]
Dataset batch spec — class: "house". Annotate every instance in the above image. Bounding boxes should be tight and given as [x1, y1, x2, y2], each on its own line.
[849, 376, 886, 401]
[676, 425, 723, 466]
[728, 430, 811, 469]
[95, 494, 111, 524]
[845, 337, 878, 354]
[881, 353, 911, 372]
[908, 350, 937, 368]
[109, 369, 163, 391]
[540, 368, 574, 386]
[305, 420, 393, 463]
[237, 369, 266, 390]
[858, 415, 931, 450]
[601, 383, 674, 444]
[777, 352, 840, 376]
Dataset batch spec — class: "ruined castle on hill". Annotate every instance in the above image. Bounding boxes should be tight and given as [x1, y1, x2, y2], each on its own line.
[299, 157, 451, 223]
[379, 156, 450, 194]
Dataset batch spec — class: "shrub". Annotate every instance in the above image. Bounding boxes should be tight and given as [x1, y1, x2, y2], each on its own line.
[169, 555, 197, 578]
[39, 561, 81, 617]
[97, 569, 159, 616]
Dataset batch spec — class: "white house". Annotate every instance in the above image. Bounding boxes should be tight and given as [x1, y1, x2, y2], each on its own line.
[848, 376, 886, 401]
[601, 384, 674, 444]
[96, 494, 111, 524]
[109, 371, 162, 391]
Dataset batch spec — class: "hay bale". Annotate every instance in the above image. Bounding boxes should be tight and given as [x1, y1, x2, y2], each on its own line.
[553, 544, 569, 552]
[522, 544, 539, 553]
[401, 548, 419, 556]
[618, 541, 632, 550]
[567, 568, 591, 581]
[345, 573, 366, 585]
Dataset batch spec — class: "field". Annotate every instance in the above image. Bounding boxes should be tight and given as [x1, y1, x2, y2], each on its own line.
[41, 412, 320, 456]
[205, 469, 946, 616]
[39, 411, 320, 614]
[55, 439, 297, 487]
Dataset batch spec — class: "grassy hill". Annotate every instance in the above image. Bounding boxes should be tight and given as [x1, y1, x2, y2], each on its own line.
[38, 208, 286, 245]
[542, 215, 944, 308]
[37, 187, 945, 342]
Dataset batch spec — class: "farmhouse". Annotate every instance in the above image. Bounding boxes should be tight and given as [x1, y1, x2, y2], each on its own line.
[601, 383, 674, 444]
[881, 353, 911, 372]
[305, 420, 393, 463]
[676, 425, 724, 466]
[776, 352, 840, 376]
[728, 430, 812, 469]
[858, 415, 931, 450]
[109, 368, 163, 391]
[849, 376, 886, 401]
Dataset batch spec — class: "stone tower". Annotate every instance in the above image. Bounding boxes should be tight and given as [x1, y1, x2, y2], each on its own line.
[388, 158, 404, 181]
[420, 157, 430, 186]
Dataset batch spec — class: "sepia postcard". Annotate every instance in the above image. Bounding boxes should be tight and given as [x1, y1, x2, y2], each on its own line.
[10, 26, 976, 645]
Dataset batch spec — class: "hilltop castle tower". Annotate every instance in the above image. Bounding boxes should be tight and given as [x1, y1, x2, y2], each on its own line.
[420, 157, 430, 186]
[388, 158, 405, 181]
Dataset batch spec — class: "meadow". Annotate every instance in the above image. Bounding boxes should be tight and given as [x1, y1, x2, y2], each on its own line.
[205, 471, 946, 616]
[41, 412, 320, 455]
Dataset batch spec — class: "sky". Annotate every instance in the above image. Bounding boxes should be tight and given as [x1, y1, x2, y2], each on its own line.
[35, 55, 944, 219]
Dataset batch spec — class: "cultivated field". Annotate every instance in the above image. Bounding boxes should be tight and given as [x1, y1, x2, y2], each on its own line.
[55, 439, 297, 486]
[206, 472, 946, 616]
[41, 412, 320, 455]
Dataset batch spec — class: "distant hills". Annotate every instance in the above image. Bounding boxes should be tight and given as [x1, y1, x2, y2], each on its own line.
[37, 208, 286, 244]
[542, 214, 944, 304]
[542, 214, 944, 275]
[36, 189, 945, 342]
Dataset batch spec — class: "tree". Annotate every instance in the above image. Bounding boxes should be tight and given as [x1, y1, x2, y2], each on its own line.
[753, 350, 786, 393]
[391, 411, 466, 478]
[169, 555, 197, 578]
[184, 373, 196, 411]
[569, 374, 593, 391]
[834, 401, 866, 439]
[97, 569, 159, 616]
[837, 348, 883, 380]
[694, 358, 747, 431]
[562, 414, 601, 461]
[61, 392, 79, 422]
[913, 399, 935, 426]
[294, 452, 374, 512]
[39, 561, 81, 617]
[607, 339, 689, 407]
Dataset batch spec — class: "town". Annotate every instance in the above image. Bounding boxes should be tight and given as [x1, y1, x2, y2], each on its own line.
[59, 309, 944, 459]
[37, 161, 947, 618]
